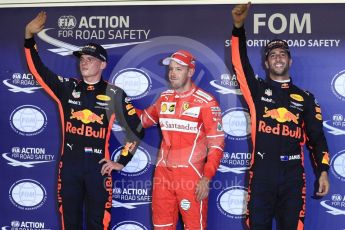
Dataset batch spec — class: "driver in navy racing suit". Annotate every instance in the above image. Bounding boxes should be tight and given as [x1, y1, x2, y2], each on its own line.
[231, 3, 330, 230]
[24, 11, 144, 230]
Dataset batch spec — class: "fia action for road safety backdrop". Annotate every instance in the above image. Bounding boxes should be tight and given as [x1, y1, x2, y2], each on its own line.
[0, 3, 345, 230]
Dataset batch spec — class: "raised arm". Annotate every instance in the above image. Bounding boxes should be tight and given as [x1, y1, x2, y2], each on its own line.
[24, 11, 69, 99]
[232, 2, 251, 29]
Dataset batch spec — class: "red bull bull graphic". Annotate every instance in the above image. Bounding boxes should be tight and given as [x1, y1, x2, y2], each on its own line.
[263, 107, 299, 124]
[67, 109, 106, 138]
[70, 109, 104, 125]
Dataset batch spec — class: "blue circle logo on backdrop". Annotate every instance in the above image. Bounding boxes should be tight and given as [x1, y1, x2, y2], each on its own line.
[217, 186, 248, 219]
[112, 68, 152, 100]
[10, 105, 47, 136]
[9, 179, 47, 210]
[331, 70, 345, 101]
[112, 146, 151, 176]
[331, 150, 345, 181]
[222, 108, 251, 140]
[112, 221, 147, 230]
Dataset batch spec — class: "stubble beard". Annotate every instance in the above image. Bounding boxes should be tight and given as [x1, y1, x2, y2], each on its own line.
[269, 64, 289, 77]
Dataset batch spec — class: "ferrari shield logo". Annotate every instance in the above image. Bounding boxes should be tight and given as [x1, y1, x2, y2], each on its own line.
[183, 102, 189, 111]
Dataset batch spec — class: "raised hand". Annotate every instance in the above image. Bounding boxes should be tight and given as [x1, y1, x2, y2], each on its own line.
[25, 11, 47, 39]
[232, 2, 251, 28]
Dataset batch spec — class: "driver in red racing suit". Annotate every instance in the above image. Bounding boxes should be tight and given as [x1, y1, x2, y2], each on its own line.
[231, 3, 330, 230]
[138, 50, 224, 229]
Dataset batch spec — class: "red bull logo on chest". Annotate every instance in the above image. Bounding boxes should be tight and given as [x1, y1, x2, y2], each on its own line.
[65, 122, 106, 139]
[67, 109, 106, 138]
[258, 121, 302, 139]
[259, 107, 301, 139]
